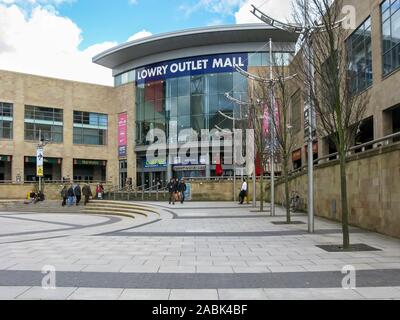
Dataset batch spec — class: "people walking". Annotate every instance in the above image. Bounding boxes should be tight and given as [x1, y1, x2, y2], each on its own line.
[74, 183, 82, 206]
[67, 185, 75, 207]
[178, 179, 187, 204]
[167, 178, 177, 205]
[82, 184, 92, 206]
[61, 186, 68, 207]
[239, 179, 248, 205]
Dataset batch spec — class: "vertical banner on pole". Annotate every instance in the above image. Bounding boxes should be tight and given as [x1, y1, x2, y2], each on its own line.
[118, 112, 128, 157]
[37, 147, 44, 177]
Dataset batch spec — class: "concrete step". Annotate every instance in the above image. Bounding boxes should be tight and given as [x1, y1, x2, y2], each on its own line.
[82, 209, 138, 219]
[83, 206, 150, 217]
[88, 201, 159, 212]
[85, 203, 158, 214]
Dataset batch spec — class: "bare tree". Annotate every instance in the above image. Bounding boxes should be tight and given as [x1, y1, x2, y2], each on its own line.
[249, 80, 270, 213]
[269, 54, 298, 224]
[292, 0, 369, 248]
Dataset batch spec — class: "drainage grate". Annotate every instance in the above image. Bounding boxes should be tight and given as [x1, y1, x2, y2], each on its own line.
[317, 243, 382, 252]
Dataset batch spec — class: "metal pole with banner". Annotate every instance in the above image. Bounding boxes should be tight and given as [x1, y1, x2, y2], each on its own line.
[37, 146, 44, 191]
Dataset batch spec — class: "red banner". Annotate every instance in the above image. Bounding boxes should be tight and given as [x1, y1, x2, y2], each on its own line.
[118, 112, 128, 157]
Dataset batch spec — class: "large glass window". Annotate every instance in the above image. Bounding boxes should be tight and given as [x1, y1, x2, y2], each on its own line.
[73, 111, 108, 145]
[347, 17, 373, 93]
[24, 105, 63, 142]
[135, 71, 244, 145]
[382, 0, 400, 75]
[0, 102, 13, 139]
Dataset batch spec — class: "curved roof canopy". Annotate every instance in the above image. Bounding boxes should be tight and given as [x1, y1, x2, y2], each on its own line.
[93, 24, 299, 70]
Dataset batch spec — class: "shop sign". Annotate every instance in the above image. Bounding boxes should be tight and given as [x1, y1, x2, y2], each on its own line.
[74, 159, 107, 166]
[173, 165, 206, 172]
[144, 158, 167, 168]
[136, 53, 248, 84]
[0, 155, 11, 162]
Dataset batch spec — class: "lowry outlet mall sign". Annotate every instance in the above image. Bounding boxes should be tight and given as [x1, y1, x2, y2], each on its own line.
[136, 53, 248, 84]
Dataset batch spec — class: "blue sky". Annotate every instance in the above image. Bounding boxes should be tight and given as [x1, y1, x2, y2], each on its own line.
[0, 0, 291, 85]
[58, 0, 240, 49]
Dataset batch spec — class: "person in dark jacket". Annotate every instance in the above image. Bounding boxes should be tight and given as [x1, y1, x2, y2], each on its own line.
[82, 184, 92, 206]
[74, 183, 82, 206]
[167, 178, 177, 205]
[177, 179, 187, 204]
[60, 186, 68, 207]
[67, 185, 75, 207]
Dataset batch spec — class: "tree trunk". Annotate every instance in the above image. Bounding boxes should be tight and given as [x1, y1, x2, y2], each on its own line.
[283, 157, 291, 224]
[260, 166, 264, 212]
[339, 149, 350, 249]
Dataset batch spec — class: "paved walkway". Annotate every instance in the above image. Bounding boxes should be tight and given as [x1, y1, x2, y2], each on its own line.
[0, 201, 399, 300]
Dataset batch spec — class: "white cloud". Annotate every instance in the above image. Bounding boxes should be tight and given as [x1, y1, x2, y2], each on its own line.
[127, 29, 152, 42]
[235, 0, 293, 24]
[180, 0, 245, 17]
[0, 4, 118, 85]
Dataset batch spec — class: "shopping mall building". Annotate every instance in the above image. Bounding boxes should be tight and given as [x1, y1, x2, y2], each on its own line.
[0, 0, 400, 189]
[0, 24, 298, 188]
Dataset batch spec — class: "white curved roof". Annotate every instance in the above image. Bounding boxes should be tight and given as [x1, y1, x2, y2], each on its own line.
[93, 24, 298, 70]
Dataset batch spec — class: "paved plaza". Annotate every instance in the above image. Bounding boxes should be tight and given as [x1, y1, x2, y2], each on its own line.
[0, 202, 399, 300]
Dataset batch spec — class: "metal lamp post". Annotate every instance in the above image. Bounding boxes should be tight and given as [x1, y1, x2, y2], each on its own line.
[249, 1, 343, 232]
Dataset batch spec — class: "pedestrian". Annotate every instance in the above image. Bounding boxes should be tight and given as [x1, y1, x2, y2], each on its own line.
[74, 183, 82, 206]
[167, 178, 177, 205]
[96, 184, 104, 200]
[239, 179, 248, 205]
[67, 184, 75, 206]
[178, 179, 187, 204]
[82, 184, 92, 206]
[60, 186, 68, 207]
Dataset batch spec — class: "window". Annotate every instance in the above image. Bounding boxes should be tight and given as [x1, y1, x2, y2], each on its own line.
[248, 52, 294, 67]
[290, 90, 302, 134]
[73, 111, 108, 145]
[24, 105, 63, 142]
[382, 0, 400, 75]
[114, 70, 135, 87]
[0, 102, 13, 139]
[347, 17, 373, 93]
[135, 71, 247, 146]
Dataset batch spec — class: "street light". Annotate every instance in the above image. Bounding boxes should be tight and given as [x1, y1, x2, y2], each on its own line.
[249, 1, 332, 233]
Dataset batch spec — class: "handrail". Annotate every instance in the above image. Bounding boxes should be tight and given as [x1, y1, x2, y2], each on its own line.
[288, 131, 400, 177]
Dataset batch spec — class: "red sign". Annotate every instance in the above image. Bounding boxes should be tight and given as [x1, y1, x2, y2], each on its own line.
[118, 112, 128, 157]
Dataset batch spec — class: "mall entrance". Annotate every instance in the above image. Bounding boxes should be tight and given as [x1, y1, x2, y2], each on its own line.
[24, 156, 62, 182]
[137, 171, 167, 189]
[73, 159, 107, 183]
[0, 155, 12, 182]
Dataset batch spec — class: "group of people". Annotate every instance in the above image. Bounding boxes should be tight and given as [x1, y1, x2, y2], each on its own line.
[167, 178, 187, 205]
[61, 183, 95, 207]
[26, 190, 45, 204]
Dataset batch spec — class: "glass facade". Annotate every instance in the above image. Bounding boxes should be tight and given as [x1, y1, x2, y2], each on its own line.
[382, 0, 400, 75]
[347, 17, 373, 93]
[0, 102, 13, 140]
[135, 72, 248, 146]
[24, 105, 63, 142]
[73, 111, 108, 145]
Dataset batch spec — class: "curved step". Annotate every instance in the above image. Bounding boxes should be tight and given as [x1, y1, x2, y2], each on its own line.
[82, 209, 138, 219]
[86, 203, 158, 213]
[87, 201, 160, 216]
[83, 207, 150, 217]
